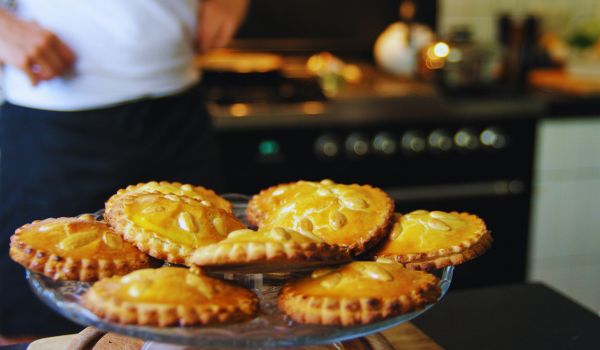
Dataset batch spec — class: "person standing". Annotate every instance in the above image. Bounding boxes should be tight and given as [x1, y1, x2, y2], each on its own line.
[0, 0, 248, 342]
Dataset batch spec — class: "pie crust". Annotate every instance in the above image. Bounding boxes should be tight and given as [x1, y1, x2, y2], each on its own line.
[9, 215, 150, 281]
[105, 192, 246, 265]
[373, 211, 492, 270]
[189, 227, 351, 272]
[278, 261, 440, 326]
[82, 267, 259, 326]
[246, 180, 394, 255]
[105, 181, 232, 214]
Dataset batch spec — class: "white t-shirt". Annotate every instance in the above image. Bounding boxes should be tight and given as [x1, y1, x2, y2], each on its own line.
[2, 0, 200, 111]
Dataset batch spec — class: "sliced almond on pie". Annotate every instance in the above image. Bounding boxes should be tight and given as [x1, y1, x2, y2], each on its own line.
[247, 180, 394, 255]
[278, 261, 440, 326]
[189, 227, 350, 273]
[82, 267, 258, 326]
[373, 211, 492, 270]
[105, 192, 246, 265]
[9, 216, 150, 281]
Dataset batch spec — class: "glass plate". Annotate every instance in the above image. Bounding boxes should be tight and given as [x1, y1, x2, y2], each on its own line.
[26, 194, 454, 348]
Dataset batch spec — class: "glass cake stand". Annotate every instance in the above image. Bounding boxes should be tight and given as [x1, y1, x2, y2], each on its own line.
[25, 194, 454, 348]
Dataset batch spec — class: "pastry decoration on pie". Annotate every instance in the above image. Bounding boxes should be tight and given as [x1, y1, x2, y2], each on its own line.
[105, 192, 246, 265]
[9, 215, 150, 281]
[247, 180, 394, 255]
[189, 227, 351, 272]
[82, 267, 259, 326]
[278, 261, 440, 326]
[105, 181, 232, 214]
[373, 211, 492, 270]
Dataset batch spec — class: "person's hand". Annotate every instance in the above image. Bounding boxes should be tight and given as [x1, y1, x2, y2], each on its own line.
[197, 0, 248, 53]
[0, 10, 75, 85]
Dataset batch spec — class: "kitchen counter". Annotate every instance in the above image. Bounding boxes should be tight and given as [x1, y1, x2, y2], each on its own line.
[530, 69, 600, 117]
[206, 62, 600, 130]
[210, 95, 543, 130]
[205, 62, 546, 130]
[413, 282, 600, 349]
[2, 283, 598, 350]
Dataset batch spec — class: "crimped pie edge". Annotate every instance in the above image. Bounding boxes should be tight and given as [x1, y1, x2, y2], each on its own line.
[373, 211, 493, 270]
[81, 274, 259, 327]
[379, 232, 493, 270]
[105, 193, 202, 265]
[190, 240, 351, 270]
[277, 272, 440, 326]
[246, 181, 395, 255]
[105, 181, 233, 214]
[9, 218, 151, 282]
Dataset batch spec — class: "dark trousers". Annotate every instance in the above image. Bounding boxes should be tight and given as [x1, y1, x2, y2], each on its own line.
[0, 85, 220, 336]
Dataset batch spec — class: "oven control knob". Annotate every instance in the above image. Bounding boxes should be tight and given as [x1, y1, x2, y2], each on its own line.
[480, 127, 507, 149]
[428, 129, 453, 152]
[314, 134, 340, 158]
[401, 131, 426, 153]
[372, 132, 397, 155]
[454, 128, 479, 150]
[345, 133, 370, 157]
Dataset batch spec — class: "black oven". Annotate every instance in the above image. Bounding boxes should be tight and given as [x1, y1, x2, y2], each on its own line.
[208, 0, 537, 290]
[215, 116, 537, 289]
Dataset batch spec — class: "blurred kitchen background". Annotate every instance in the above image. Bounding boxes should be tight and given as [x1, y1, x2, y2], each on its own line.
[3, 0, 600, 313]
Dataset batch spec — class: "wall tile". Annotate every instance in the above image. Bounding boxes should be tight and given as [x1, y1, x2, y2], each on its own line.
[535, 118, 600, 174]
[529, 116, 600, 314]
[530, 178, 600, 260]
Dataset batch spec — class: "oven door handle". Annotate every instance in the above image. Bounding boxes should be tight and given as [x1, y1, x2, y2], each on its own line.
[384, 180, 525, 202]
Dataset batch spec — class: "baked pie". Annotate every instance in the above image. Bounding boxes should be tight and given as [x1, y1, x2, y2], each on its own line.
[105, 192, 246, 265]
[82, 267, 259, 326]
[373, 211, 492, 270]
[106, 181, 232, 213]
[278, 261, 440, 326]
[189, 227, 351, 272]
[9, 215, 150, 281]
[247, 180, 394, 255]
[246, 181, 318, 227]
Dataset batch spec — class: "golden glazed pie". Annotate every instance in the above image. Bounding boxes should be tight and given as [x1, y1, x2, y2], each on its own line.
[105, 181, 232, 214]
[247, 180, 394, 255]
[373, 211, 492, 270]
[82, 267, 259, 326]
[9, 215, 150, 281]
[189, 227, 351, 272]
[105, 192, 246, 265]
[278, 261, 440, 326]
[246, 181, 318, 227]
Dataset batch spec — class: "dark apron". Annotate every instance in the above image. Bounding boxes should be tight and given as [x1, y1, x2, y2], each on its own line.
[0, 84, 220, 336]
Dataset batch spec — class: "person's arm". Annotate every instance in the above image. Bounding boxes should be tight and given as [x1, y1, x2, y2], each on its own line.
[0, 9, 74, 85]
[197, 0, 249, 52]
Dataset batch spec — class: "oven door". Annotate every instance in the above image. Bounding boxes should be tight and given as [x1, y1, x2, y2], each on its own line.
[387, 179, 529, 289]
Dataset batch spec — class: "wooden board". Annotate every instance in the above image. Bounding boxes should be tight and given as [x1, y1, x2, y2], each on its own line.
[27, 332, 143, 350]
[92, 333, 144, 350]
[382, 323, 443, 350]
[27, 323, 442, 350]
[28, 334, 76, 350]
